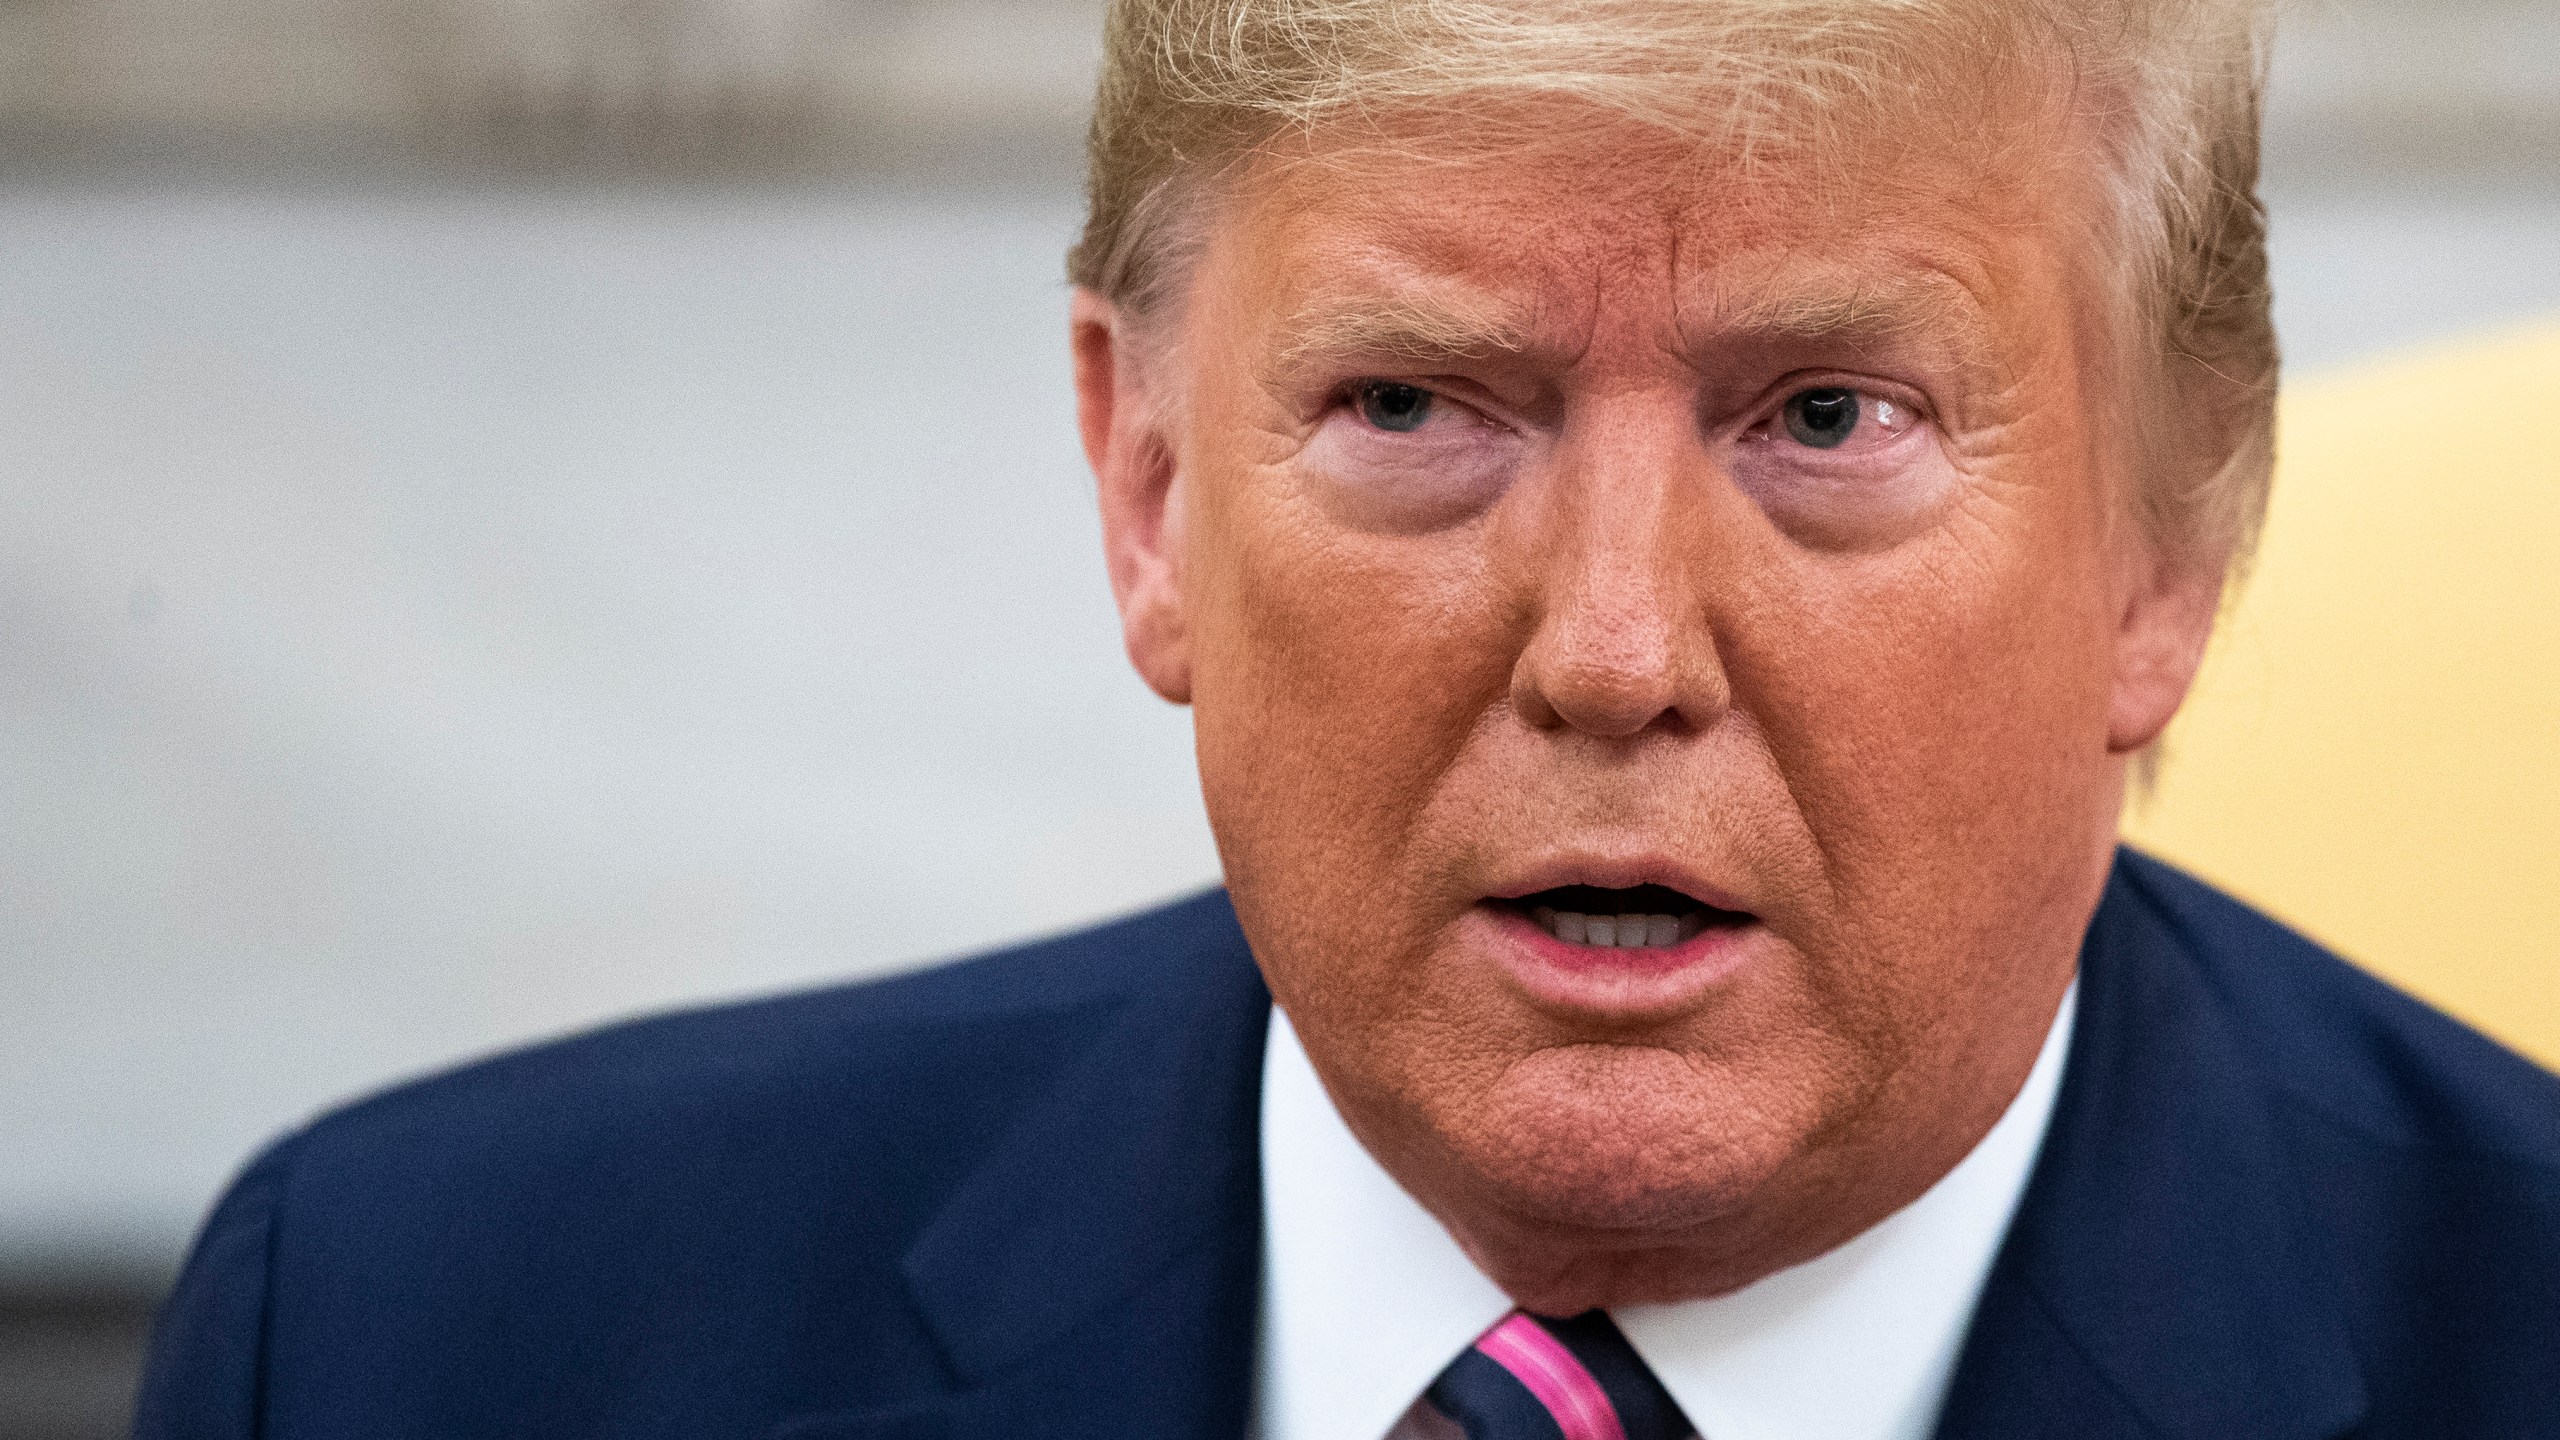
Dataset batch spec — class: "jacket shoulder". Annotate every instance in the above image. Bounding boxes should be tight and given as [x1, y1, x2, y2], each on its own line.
[2040, 854, 2560, 1431]
[2115, 850, 2560, 1425]
[2115, 849, 2560, 1168]
[136, 887, 1250, 1438]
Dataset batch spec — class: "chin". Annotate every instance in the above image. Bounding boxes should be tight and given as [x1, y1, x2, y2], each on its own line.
[1422, 1055, 1839, 1314]
[1442, 1043, 1811, 1235]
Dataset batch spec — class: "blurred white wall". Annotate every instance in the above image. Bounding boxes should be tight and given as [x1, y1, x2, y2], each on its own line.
[0, 0, 1106, 166]
[1, 180, 1217, 1271]
[2, 0, 2558, 1282]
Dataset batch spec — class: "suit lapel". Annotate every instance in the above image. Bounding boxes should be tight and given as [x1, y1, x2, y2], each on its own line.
[778, 895, 1272, 1440]
[1935, 854, 2369, 1440]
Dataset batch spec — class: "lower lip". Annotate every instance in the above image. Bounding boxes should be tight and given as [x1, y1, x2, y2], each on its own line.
[1476, 904, 1759, 1019]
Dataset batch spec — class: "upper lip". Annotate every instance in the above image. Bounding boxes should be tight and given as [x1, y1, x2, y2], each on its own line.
[1483, 853, 1753, 915]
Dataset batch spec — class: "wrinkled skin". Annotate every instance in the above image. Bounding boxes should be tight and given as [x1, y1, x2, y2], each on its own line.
[1071, 104, 2224, 1311]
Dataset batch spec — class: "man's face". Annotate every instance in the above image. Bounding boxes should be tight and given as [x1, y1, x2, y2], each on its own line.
[1079, 103, 2217, 1306]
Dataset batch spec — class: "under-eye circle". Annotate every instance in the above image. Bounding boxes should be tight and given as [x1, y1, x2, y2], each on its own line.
[1782, 387, 1861, 449]
[1357, 381, 1435, 433]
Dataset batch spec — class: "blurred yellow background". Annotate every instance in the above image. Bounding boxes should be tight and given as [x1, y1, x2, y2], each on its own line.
[2127, 319, 2560, 1068]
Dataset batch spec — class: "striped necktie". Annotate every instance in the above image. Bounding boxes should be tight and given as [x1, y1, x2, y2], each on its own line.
[1423, 1310, 1698, 1440]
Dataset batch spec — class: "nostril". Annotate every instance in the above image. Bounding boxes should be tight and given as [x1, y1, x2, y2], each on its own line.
[1512, 652, 1678, 736]
[1520, 663, 1682, 737]
[1511, 604, 1722, 738]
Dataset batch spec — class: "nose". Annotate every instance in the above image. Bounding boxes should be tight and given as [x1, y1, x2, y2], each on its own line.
[1509, 450, 1730, 739]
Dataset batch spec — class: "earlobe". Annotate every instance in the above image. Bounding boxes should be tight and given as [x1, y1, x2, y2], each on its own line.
[1071, 290, 1194, 705]
[2107, 548, 2225, 754]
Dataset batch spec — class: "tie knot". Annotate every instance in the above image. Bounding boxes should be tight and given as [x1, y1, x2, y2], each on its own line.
[1423, 1310, 1695, 1440]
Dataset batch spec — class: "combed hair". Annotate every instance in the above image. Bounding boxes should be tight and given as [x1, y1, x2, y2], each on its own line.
[1068, 0, 2280, 576]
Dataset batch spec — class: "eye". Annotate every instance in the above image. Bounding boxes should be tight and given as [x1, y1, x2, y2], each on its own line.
[1305, 378, 1520, 531]
[1767, 384, 1919, 454]
[1782, 386, 1862, 448]
[1730, 379, 1947, 549]
[1356, 381, 1436, 433]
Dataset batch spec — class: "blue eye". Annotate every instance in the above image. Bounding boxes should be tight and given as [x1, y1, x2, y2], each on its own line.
[1357, 382, 1435, 433]
[1782, 387, 1860, 448]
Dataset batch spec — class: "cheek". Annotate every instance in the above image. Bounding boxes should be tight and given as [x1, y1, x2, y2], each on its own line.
[1182, 475, 1516, 923]
[1725, 477, 2124, 957]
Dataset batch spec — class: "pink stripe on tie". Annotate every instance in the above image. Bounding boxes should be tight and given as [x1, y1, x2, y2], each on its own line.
[1472, 1313, 1629, 1440]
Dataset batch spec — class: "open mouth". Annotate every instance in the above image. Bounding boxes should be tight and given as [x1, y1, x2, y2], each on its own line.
[1496, 883, 1754, 950]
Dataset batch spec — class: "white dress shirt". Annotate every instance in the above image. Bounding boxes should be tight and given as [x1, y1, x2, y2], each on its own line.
[1256, 981, 2077, 1440]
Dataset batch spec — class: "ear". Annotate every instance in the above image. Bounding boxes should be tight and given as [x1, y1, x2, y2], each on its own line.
[2107, 542, 2226, 754]
[1072, 289, 1193, 705]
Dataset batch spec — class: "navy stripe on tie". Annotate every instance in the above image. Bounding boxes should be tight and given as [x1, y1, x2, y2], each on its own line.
[1425, 1345, 1572, 1440]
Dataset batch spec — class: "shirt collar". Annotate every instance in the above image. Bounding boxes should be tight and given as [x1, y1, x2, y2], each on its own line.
[1257, 982, 2077, 1440]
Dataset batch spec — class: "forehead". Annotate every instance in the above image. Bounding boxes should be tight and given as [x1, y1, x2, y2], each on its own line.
[1202, 106, 2092, 376]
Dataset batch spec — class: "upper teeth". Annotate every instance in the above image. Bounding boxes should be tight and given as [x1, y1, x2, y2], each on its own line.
[1532, 907, 1702, 949]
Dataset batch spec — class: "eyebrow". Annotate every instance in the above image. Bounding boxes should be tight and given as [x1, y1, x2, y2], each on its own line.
[1689, 267, 2007, 375]
[1718, 282, 1952, 338]
[1273, 287, 1535, 370]
[1269, 264, 2007, 380]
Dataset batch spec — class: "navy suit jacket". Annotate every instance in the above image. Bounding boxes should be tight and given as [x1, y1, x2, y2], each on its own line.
[134, 851, 2560, 1438]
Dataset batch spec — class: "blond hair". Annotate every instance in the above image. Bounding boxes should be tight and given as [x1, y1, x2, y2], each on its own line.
[1067, 0, 2280, 574]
